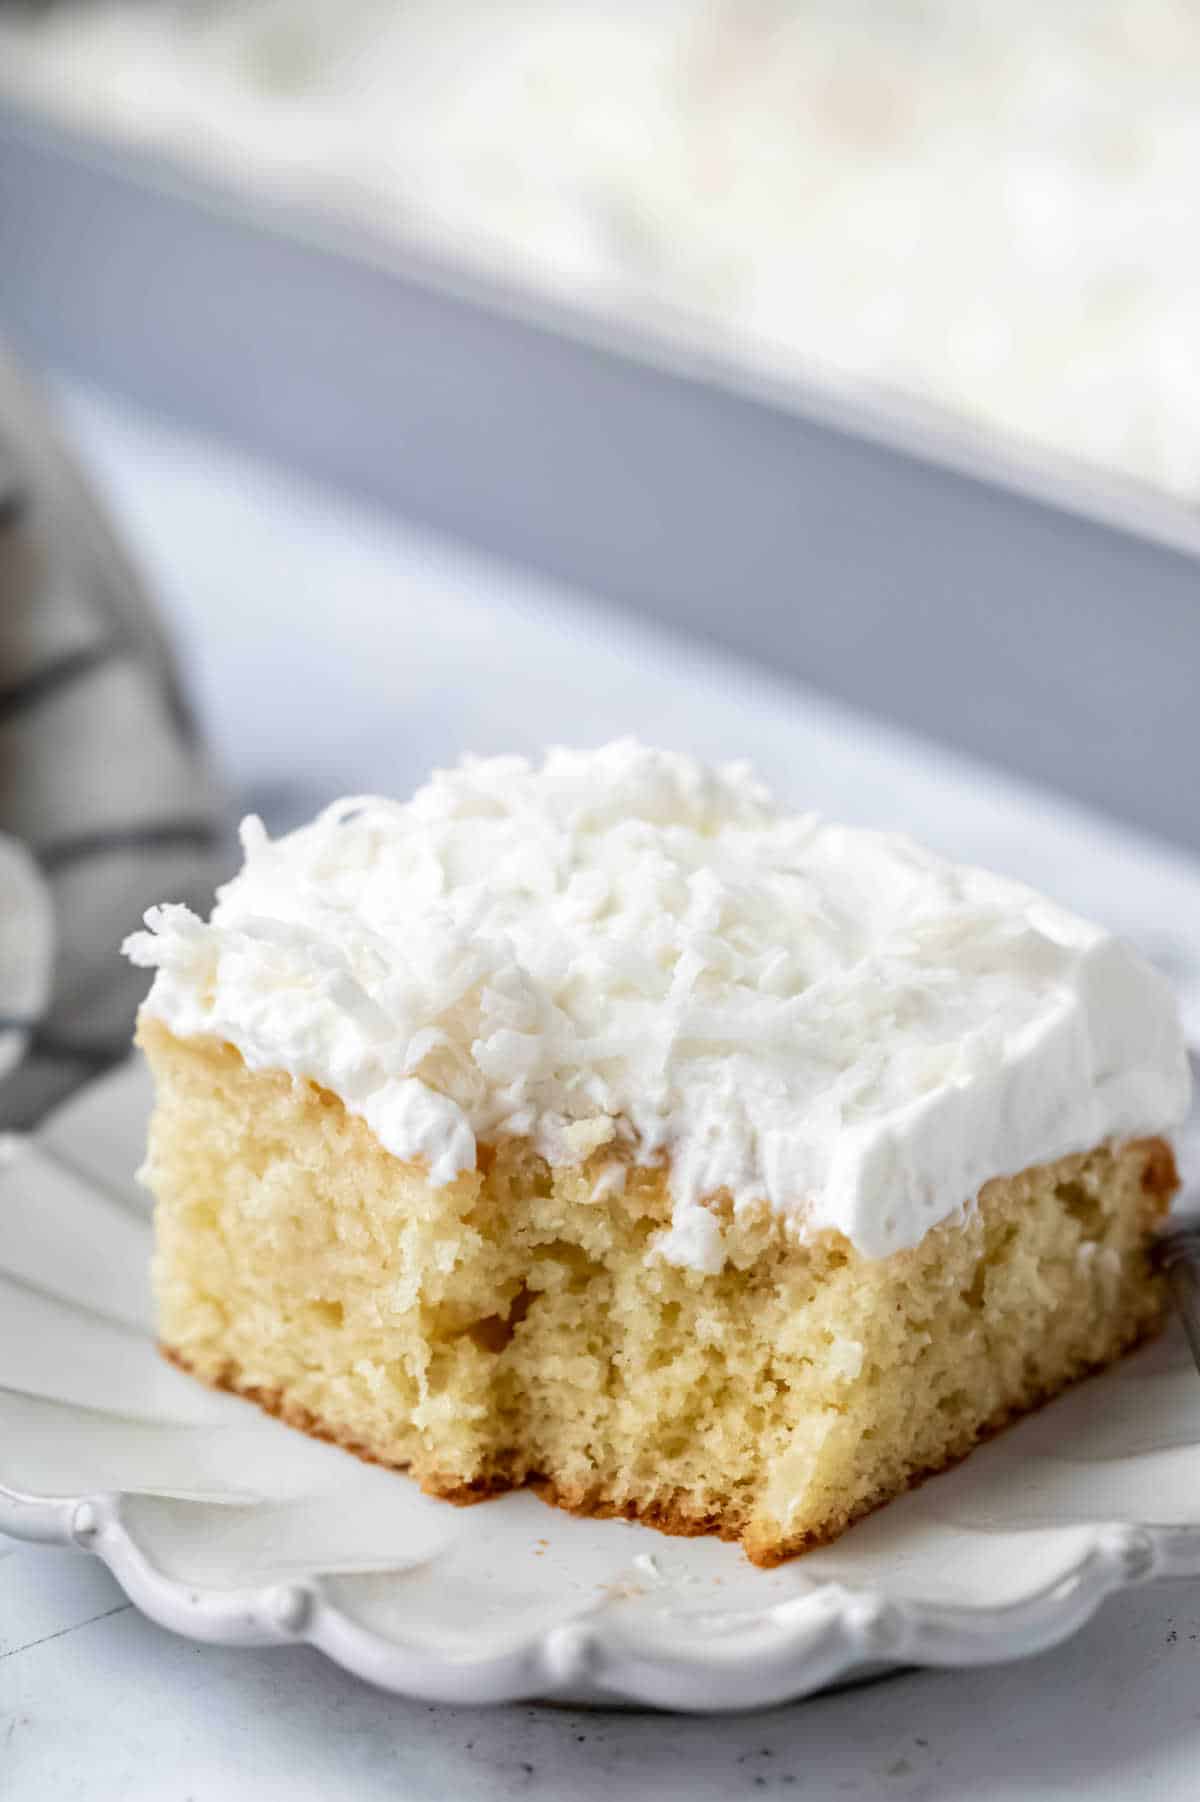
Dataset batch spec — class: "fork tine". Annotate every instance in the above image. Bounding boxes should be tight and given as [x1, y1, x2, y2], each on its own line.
[1153, 1211, 1200, 1374]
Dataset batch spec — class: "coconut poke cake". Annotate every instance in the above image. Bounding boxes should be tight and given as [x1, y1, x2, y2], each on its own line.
[125, 742, 1189, 1564]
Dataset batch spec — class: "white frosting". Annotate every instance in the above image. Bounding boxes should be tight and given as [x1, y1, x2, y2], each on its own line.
[125, 741, 1190, 1268]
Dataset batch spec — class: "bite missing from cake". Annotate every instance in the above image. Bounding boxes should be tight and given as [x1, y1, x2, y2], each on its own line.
[126, 742, 1189, 1563]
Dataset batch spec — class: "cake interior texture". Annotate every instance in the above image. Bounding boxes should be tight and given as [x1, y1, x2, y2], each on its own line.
[140, 1020, 1176, 1564]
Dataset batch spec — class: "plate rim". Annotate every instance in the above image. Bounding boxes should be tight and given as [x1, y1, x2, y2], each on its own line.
[5, 1472, 1200, 1709]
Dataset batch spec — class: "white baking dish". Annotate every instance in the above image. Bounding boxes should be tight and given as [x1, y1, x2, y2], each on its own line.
[2, 104, 1199, 852]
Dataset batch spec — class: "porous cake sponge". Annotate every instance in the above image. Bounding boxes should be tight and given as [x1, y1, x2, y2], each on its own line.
[141, 1019, 1175, 1564]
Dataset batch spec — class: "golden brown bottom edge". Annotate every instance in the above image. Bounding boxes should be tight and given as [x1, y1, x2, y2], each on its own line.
[160, 1315, 1166, 1569]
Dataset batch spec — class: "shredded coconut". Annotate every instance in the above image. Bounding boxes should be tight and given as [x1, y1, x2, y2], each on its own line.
[126, 740, 1189, 1265]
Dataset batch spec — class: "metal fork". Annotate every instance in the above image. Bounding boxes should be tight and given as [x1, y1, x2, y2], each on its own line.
[1152, 1212, 1200, 1372]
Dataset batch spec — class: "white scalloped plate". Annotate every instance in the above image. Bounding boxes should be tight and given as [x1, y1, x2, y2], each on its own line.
[4, 1061, 1200, 1712]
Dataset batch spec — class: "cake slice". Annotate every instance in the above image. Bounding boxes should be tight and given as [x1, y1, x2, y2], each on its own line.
[126, 742, 1188, 1563]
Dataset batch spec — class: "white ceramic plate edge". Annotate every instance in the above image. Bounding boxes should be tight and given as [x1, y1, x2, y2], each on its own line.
[5, 1474, 1200, 1710]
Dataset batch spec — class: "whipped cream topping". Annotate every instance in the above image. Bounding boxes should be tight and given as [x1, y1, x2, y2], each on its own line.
[125, 741, 1190, 1269]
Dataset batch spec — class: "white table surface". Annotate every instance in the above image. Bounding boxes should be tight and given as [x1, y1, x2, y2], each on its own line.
[4, 382, 1200, 1800]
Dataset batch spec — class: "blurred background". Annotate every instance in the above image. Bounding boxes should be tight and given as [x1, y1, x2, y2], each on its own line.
[2, 0, 1200, 1112]
[5, 1, 1200, 501]
[5, 0, 1200, 498]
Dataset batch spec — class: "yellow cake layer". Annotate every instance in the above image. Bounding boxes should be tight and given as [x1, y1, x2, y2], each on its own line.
[139, 1020, 1176, 1563]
